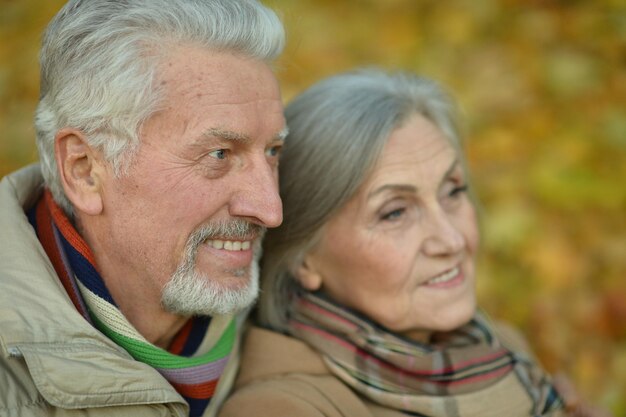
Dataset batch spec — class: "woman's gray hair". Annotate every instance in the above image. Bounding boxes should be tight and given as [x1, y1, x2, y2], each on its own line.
[35, 0, 284, 216]
[258, 68, 466, 332]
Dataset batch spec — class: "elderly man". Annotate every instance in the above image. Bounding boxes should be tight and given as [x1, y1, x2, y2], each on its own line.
[0, 1, 286, 416]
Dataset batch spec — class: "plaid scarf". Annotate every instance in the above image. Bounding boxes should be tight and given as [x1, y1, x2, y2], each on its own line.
[29, 190, 235, 417]
[288, 291, 565, 417]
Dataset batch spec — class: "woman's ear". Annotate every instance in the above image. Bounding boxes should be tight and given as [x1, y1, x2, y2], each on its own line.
[54, 128, 104, 216]
[293, 255, 323, 291]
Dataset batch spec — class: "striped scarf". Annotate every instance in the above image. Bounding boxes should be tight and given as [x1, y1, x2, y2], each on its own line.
[29, 190, 235, 417]
[288, 291, 565, 417]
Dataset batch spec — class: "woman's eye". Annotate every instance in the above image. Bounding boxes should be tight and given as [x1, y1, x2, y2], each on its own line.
[449, 184, 468, 198]
[208, 149, 228, 160]
[381, 208, 405, 221]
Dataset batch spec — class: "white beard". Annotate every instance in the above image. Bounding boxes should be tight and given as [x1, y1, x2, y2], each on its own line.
[161, 220, 264, 316]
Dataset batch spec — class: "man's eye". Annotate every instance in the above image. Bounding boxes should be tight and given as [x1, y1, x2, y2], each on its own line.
[266, 144, 282, 158]
[208, 149, 227, 160]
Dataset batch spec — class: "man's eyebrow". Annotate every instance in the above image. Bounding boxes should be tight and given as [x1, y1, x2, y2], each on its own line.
[193, 126, 289, 146]
[198, 127, 251, 144]
[274, 126, 289, 142]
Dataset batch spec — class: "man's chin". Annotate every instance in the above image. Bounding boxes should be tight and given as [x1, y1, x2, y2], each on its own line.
[161, 270, 259, 316]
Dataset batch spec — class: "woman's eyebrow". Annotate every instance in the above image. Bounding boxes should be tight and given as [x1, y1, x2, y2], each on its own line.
[367, 184, 417, 200]
[367, 158, 461, 200]
[444, 158, 460, 177]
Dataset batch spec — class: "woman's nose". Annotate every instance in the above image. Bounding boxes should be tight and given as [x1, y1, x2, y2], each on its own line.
[421, 209, 465, 257]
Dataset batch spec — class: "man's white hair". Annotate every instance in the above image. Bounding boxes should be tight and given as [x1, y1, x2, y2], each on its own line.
[35, 0, 285, 216]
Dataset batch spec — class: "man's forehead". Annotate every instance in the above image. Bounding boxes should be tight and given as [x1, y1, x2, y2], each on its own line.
[158, 46, 276, 86]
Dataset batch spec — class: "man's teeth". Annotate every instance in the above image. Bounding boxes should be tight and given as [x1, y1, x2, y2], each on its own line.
[206, 240, 251, 251]
[427, 267, 459, 284]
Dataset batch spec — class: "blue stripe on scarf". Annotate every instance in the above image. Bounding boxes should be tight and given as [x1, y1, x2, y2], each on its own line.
[181, 316, 212, 357]
[57, 230, 117, 306]
[27, 205, 38, 234]
[188, 397, 211, 417]
[542, 386, 564, 412]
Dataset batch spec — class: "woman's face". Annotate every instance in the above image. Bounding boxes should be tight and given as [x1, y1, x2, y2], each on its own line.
[298, 113, 479, 338]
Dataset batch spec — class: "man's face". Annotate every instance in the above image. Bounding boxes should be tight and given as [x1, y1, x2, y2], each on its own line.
[96, 47, 285, 316]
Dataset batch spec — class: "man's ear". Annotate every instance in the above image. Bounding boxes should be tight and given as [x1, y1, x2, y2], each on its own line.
[54, 128, 104, 216]
[293, 255, 323, 291]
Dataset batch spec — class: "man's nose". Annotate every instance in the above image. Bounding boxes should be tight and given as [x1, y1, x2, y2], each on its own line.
[228, 158, 283, 229]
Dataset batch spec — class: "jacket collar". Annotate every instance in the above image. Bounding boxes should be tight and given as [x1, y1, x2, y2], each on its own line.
[0, 164, 108, 348]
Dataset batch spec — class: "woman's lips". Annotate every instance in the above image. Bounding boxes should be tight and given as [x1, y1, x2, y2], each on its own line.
[422, 266, 464, 288]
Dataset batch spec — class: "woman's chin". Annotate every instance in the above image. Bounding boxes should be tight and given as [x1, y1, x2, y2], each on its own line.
[403, 302, 478, 340]
[435, 303, 477, 332]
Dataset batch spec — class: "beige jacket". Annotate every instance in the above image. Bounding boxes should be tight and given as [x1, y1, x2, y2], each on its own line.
[219, 326, 380, 417]
[0, 165, 238, 417]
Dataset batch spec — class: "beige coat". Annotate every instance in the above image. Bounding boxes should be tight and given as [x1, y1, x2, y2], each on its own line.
[0, 165, 238, 417]
[219, 326, 381, 417]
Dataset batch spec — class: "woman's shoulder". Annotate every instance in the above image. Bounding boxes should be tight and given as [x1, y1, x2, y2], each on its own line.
[234, 325, 328, 385]
[219, 372, 373, 417]
[219, 325, 375, 417]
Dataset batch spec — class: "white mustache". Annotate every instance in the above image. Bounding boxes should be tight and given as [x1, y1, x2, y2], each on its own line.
[191, 220, 265, 244]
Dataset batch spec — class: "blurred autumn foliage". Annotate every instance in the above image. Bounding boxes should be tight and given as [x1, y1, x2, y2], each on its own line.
[1, 0, 624, 413]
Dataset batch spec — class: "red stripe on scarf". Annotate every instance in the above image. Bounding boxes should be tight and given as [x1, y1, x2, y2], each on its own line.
[299, 297, 359, 330]
[445, 363, 514, 386]
[171, 379, 218, 399]
[44, 191, 98, 267]
[169, 320, 194, 355]
[392, 349, 512, 377]
[35, 193, 85, 312]
[294, 321, 511, 380]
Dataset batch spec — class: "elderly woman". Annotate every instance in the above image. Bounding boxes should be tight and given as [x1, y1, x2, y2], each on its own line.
[219, 70, 606, 417]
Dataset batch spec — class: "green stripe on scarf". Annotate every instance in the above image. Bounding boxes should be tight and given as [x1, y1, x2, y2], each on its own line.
[91, 313, 235, 368]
